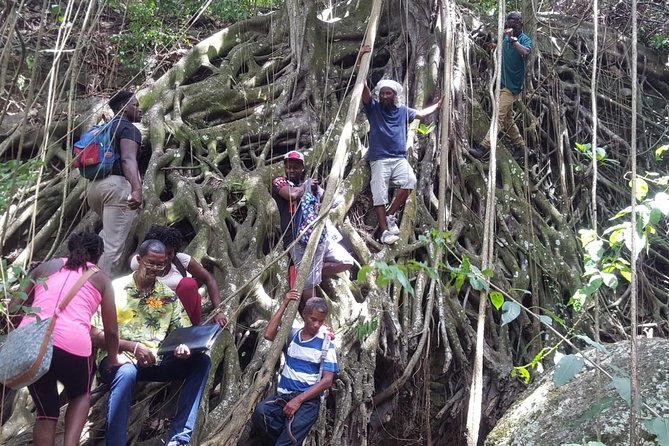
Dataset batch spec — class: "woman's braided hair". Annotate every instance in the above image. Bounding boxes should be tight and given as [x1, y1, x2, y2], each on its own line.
[144, 225, 183, 252]
[64, 231, 104, 270]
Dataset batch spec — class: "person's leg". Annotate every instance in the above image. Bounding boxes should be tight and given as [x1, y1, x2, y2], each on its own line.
[33, 419, 58, 446]
[385, 159, 417, 224]
[100, 360, 138, 446]
[275, 397, 321, 446]
[321, 240, 354, 277]
[28, 349, 63, 446]
[63, 395, 90, 446]
[175, 277, 203, 325]
[87, 175, 137, 275]
[290, 243, 324, 301]
[141, 353, 211, 443]
[251, 394, 290, 442]
[369, 160, 391, 231]
[59, 351, 94, 446]
[499, 88, 524, 147]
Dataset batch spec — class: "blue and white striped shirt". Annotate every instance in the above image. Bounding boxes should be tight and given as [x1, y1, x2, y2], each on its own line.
[277, 329, 339, 394]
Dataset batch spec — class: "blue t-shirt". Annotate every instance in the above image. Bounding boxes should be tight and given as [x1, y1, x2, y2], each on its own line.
[277, 329, 339, 394]
[501, 32, 532, 95]
[363, 98, 416, 161]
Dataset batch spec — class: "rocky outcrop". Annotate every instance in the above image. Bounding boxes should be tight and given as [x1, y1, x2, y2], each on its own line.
[486, 338, 669, 446]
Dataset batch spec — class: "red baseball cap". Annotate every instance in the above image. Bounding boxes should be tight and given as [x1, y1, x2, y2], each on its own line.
[284, 150, 305, 164]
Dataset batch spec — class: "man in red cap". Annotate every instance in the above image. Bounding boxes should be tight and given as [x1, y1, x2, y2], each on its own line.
[271, 150, 355, 301]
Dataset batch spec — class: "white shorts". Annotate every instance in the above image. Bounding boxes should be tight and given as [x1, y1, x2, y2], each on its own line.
[369, 158, 417, 206]
[290, 239, 355, 288]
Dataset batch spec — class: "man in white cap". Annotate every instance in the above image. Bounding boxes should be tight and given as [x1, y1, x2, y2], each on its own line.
[357, 45, 443, 244]
[271, 150, 355, 302]
[471, 11, 532, 160]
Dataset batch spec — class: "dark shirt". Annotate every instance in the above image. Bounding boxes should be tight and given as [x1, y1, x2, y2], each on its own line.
[272, 176, 300, 248]
[109, 116, 142, 177]
[363, 98, 416, 161]
[501, 32, 532, 95]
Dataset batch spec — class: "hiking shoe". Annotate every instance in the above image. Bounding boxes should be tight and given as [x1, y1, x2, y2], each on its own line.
[510, 145, 527, 162]
[380, 230, 400, 245]
[386, 214, 400, 235]
[469, 143, 489, 159]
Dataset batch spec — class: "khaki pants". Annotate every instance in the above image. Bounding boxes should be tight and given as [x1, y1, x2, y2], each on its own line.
[481, 88, 525, 149]
[87, 175, 137, 275]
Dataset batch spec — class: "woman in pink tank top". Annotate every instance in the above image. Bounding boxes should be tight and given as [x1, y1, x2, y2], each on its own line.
[10, 232, 123, 446]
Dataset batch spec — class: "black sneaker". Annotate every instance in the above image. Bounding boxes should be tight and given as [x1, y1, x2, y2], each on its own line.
[469, 143, 489, 159]
[510, 145, 526, 162]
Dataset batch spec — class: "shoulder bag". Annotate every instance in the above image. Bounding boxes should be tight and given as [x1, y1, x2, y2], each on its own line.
[0, 266, 99, 389]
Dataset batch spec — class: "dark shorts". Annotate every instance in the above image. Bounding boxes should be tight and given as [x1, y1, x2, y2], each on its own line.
[28, 346, 93, 419]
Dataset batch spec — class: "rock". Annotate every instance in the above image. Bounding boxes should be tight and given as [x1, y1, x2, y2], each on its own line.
[485, 338, 669, 446]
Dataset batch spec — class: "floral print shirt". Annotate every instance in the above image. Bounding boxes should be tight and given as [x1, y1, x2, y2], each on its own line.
[93, 273, 191, 360]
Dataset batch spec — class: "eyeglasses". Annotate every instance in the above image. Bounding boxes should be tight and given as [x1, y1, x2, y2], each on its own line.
[141, 259, 166, 270]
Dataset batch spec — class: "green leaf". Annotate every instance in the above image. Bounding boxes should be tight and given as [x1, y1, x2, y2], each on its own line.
[655, 144, 669, 160]
[454, 274, 465, 292]
[578, 229, 598, 247]
[612, 376, 631, 405]
[357, 265, 372, 282]
[584, 240, 605, 263]
[575, 334, 608, 352]
[652, 192, 669, 216]
[500, 301, 521, 326]
[416, 123, 436, 135]
[538, 315, 553, 326]
[489, 291, 504, 310]
[511, 366, 530, 384]
[568, 289, 587, 311]
[631, 177, 649, 202]
[553, 354, 584, 387]
[599, 272, 618, 289]
[642, 417, 669, 446]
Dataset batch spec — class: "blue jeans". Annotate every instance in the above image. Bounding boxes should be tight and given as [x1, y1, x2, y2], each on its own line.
[251, 393, 320, 446]
[99, 353, 211, 445]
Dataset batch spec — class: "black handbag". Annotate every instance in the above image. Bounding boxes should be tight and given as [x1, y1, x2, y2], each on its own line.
[157, 324, 222, 356]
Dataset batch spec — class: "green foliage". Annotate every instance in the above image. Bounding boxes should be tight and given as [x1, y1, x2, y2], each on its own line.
[573, 142, 619, 166]
[569, 147, 669, 311]
[0, 159, 43, 215]
[114, 0, 282, 71]
[0, 260, 44, 323]
[416, 123, 436, 136]
[553, 354, 584, 387]
[644, 32, 669, 52]
[642, 418, 669, 446]
[354, 317, 378, 342]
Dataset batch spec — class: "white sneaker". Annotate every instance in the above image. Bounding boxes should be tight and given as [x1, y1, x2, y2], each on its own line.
[381, 230, 400, 245]
[386, 214, 400, 235]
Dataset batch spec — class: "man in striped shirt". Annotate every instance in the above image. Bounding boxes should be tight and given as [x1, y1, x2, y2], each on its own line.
[252, 291, 338, 445]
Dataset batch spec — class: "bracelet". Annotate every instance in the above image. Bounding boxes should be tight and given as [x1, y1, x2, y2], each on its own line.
[133, 342, 139, 356]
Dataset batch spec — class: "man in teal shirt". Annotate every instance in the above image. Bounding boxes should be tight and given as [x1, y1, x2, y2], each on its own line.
[472, 11, 532, 160]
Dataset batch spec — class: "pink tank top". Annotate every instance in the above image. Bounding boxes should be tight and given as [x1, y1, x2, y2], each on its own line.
[19, 260, 102, 357]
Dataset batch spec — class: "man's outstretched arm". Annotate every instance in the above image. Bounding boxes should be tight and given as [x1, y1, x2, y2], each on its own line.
[264, 290, 300, 341]
[415, 96, 444, 119]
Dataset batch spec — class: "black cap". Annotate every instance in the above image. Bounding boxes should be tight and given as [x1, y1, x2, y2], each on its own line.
[506, 11, 522, 20]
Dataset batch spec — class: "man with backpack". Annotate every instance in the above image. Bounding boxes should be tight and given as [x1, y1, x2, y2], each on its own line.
[86, 90, 143, 275]
[271, 150, 354, 302]
[251, 291, 338, 446]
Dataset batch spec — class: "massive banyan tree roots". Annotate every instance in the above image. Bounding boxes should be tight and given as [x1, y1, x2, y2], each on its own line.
[1, 0, 668, 444]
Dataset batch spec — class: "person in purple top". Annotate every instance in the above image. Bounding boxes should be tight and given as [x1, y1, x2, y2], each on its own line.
[357, 45, 443, 244]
